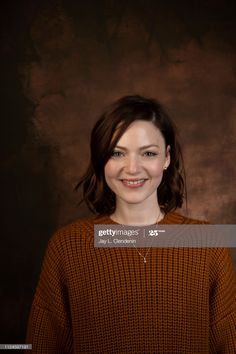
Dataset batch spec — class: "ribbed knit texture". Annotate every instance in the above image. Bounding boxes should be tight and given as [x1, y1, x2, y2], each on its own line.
[26, 212, 236, 353]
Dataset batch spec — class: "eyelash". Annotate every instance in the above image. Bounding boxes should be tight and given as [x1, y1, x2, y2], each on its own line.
[110, 151, 158, 158]
[143, 151, 158, 157]
[110, 151, 124, 158]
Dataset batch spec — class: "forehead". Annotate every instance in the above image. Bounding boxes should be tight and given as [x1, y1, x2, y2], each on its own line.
[115, 120, 165, 146]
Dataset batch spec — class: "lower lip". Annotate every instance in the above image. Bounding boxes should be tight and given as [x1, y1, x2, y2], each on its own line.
[121, 180, 147, 188]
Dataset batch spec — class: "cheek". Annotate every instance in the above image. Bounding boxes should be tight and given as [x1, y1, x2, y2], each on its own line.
[148, 162, 165, 177]
[104, 161, 120, 193]
[104, 161, 117, 179]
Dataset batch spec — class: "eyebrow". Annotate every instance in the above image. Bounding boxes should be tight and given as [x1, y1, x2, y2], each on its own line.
[115, 144, 160, 150]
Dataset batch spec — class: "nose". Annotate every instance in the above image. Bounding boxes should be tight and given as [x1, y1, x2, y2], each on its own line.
[124, 155, 141, 174]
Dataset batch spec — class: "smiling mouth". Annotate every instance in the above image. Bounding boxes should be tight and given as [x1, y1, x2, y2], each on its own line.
[121, 179, 147, 187]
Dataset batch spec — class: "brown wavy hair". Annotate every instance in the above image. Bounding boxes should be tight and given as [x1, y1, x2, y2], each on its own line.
[76, 95, 186, 215]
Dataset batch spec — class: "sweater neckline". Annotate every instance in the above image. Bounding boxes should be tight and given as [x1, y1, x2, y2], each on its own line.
[95, 211, 185, 226]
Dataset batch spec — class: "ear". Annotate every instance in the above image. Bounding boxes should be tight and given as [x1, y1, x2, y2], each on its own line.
[164, 145, 171, 170]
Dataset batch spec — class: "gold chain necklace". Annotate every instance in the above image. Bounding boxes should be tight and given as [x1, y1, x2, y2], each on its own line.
[113, 210, 162, 264]
[131, 209, 162, 264]
[132, 245, 151, 264]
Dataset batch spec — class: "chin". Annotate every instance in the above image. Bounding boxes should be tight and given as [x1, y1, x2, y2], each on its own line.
[124, 199, 145, 205]
[119, 195, 151, 205]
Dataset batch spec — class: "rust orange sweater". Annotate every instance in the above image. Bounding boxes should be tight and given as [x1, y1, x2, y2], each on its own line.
[26, 212, 236, 353]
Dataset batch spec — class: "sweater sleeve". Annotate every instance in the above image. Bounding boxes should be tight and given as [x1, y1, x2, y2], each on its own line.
[209, 248, 236, 353]
[25, 231, 73, 354]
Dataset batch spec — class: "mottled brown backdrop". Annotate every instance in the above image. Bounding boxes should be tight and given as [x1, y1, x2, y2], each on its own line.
[1, 0, 236, 345]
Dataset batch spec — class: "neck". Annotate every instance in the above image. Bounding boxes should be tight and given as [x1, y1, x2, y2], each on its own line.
[110, 201, 163, 226]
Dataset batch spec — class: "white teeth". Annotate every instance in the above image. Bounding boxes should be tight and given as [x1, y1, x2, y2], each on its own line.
[124, 179, 145, 185]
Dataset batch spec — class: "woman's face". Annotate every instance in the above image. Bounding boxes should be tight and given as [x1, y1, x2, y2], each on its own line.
[104, 120, 170, 207]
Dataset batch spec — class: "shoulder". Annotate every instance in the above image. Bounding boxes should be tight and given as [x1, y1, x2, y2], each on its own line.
[47, 214, 112, 251]
[46, 216, 98, 251]
[166, 213, 235, 273]
[163, 211, 209, 224]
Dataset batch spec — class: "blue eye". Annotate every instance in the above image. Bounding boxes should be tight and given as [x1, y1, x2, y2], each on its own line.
[144, 151, 158, 157]
[111, 150, 124, 158]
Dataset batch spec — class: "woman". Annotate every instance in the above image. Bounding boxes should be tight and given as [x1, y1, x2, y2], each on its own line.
[26, 95, 236, 353]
